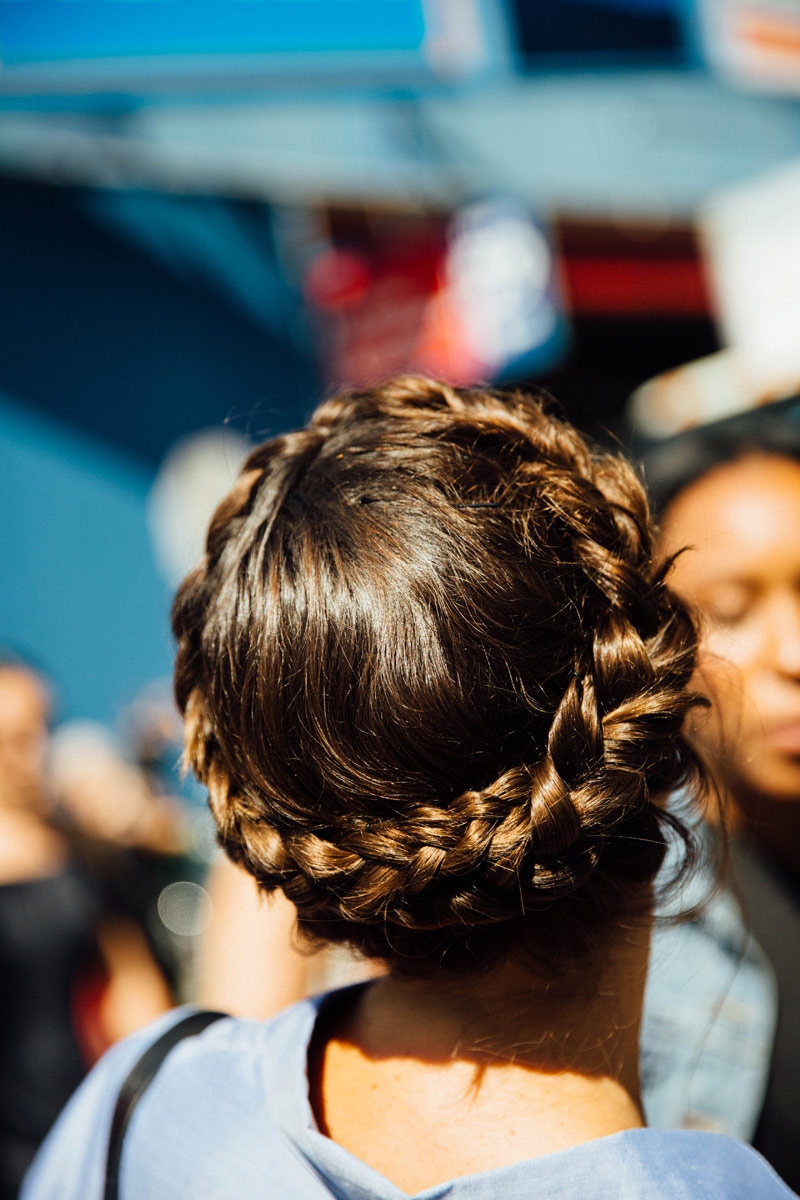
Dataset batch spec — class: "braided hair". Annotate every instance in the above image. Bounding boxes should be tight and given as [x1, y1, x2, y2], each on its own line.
[173, 377, 705, 976]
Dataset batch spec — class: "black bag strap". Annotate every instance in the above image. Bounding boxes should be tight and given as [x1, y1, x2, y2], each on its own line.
[103, 1010, 227, 1200]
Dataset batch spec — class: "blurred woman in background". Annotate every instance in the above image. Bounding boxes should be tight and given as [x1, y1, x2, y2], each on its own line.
[0, 656, 173, 1200]
[641, 403, 800, 1190]
[0, 657, 98, 1200]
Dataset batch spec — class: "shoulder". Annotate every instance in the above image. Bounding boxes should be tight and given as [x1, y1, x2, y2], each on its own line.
[20, 1007, 201, 1200]
[552, 1131, 798, 1199]
[625, 1131, 797, 1198]
[20, 998, 323, 1200]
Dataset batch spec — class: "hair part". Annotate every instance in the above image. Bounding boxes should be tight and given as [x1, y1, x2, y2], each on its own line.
[173, 376, 706, 977]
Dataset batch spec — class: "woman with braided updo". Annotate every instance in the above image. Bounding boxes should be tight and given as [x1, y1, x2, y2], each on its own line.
[23, 378, 794, 1199]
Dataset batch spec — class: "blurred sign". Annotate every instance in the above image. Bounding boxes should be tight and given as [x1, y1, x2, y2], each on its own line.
[509, 0, 686, 66]
[631, 162, 800, 441]
[627, 348, 796, 437]
[694, 0, 800, 95]
[556, 217, 711, 317]
[0, 0, 507, 95]
[444, 199, 564, 379]
[303, 199, 566, 389]
[701, 163, 800, 397]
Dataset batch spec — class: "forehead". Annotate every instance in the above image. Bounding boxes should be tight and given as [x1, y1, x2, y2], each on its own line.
[660, 453, 800, 587]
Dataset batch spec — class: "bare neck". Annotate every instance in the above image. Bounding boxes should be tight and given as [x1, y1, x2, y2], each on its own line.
[310, 927, 650, 1193]
[0, 807, 66, 885]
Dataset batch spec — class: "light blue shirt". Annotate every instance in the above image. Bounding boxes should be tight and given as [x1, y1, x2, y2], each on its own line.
[643, 840, 777, 1139]
[22, 989, 794, 1200]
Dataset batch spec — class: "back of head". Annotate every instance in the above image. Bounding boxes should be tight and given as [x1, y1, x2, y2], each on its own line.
[173, 377, 703, 977]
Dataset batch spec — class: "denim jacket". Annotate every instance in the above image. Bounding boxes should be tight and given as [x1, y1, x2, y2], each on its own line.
[641, 842, 777, 1140]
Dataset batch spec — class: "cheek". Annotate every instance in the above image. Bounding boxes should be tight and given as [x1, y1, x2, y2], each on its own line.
[691, 646, 761, 753]
[691, 641, 800, 797]
[696, 624, 765, 731]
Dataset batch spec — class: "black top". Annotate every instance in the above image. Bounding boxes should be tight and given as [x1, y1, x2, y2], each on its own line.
[0, 865, 101, 1200]
[732, 842, 800, 1192]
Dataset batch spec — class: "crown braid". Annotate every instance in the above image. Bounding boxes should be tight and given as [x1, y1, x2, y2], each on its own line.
[173, 376, 705, 975]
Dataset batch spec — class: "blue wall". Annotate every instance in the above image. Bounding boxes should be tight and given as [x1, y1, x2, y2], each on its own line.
[0, 392, 173, 722]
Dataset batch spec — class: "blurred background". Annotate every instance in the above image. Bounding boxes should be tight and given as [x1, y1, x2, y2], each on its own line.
[3, 0, 800, 723]
[3, 5, 800, 1190]
[2, 0, 800, 1001]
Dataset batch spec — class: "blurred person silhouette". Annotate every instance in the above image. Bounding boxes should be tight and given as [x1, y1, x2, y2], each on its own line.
[51, 720, 184, 856]
[114, 681, 315, 1016]
[23, 378, 794, 1198]
[197, 858, 311, 1018]
[639, 400, 800, 1190]
[48, 721, 183, 1031]
[197, 855, 377, 1020]
[0, 655, 172, 1200]
[114, 677, 355, 1020]
[0, 655, 102, 1199]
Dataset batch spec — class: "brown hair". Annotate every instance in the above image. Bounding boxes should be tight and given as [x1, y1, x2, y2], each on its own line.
[173, 377, 705, 976]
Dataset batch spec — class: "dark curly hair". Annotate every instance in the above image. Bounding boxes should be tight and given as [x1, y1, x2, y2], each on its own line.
[173, 377, 706, 976]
